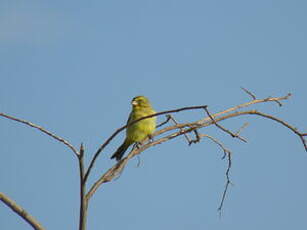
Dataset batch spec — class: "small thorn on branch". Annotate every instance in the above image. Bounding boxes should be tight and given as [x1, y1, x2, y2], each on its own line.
[266, 96, 283, 107]
[274, 99, 283, 107]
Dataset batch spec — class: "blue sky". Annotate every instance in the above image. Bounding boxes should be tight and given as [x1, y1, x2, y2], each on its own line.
[1, 0, 306, 229]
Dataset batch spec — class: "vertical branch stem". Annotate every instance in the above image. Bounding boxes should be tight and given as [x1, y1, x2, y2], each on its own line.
[78, 144, 87, 230]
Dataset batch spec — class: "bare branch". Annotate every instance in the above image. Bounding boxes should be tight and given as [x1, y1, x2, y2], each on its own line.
[0, 192, 45, 230]
[86, 98, 306, 201]
[199, 93, 291, 124]
[2, 92, 304, 228]
[0, 113, 79, 156]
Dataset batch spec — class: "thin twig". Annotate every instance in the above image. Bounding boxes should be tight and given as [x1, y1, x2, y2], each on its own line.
[248, 111, 307, 151]
[218, 151, 232, 217]
[156, 115, 171, 128]
[235, 123, 249, 137]
[0, 113, 79, 156]
[273, 98, 283, 107]
[241, 87, 256, 99]
[0, 192, 45, 230]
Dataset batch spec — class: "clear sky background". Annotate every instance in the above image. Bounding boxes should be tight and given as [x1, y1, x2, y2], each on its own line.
[1, 0, 306, 229]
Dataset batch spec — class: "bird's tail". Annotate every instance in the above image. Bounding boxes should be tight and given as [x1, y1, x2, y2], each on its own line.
[110, 140, 130, 161]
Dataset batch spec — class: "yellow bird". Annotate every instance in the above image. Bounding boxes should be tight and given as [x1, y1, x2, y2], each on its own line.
[111, 96, 156, 161]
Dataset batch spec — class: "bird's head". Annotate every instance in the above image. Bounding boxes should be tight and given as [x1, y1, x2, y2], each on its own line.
[131, 96, 152, 109]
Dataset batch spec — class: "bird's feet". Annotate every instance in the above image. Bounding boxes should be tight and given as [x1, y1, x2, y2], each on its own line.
[148, 134, 154, 143]
[134, 142, 142, 149]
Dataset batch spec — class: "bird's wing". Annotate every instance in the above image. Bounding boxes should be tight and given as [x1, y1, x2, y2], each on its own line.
[126, 111, 133, 125]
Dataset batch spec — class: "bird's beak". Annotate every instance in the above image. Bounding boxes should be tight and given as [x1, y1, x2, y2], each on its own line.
[131, 100, 138, 106]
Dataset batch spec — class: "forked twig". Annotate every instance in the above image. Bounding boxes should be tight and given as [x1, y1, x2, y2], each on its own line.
[199, 134, 233, 214]
[204, 107, 247, 142]
[199, 93, 291, 124]
[168, 114, 192, 144]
